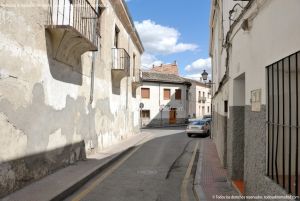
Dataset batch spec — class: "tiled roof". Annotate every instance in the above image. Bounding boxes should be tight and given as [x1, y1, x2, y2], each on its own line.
[142, 71, 191, 85]
[183, 77, 210, 88]
[151, 63, 179, 75]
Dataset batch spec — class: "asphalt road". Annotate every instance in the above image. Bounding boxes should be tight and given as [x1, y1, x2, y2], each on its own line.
[65, 128, 206, 201]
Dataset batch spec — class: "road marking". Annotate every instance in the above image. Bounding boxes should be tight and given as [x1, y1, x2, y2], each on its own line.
[181, 141, 199, 201]
[70, 136, 151, 201]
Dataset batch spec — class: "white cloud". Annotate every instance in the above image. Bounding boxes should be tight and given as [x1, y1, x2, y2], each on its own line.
[141, 52, 163, 70]
[185, 58, 211, 73]
[135, 20, 198, 55]
[184, 57, 212, 81]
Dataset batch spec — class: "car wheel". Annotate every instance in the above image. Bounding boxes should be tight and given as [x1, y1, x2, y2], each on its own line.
[187, 133, 192, 137]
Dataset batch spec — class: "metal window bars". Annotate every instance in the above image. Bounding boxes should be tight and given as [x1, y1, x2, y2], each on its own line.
[267, 51, 300, 196]
[112, 48, 130, 73]
[48, 0, 99, 47]
[198, 96, 207, 103]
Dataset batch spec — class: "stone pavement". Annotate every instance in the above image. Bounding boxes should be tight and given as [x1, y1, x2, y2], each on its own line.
[2, 131, 153, 201]
[194, 139, 240, 201]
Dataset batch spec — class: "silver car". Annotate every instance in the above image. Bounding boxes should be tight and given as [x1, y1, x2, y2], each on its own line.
[186, 120, 210, 137]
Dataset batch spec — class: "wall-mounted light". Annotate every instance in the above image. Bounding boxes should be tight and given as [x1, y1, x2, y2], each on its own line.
[241, 19, 249, 31]
[201, 70, 209, 81]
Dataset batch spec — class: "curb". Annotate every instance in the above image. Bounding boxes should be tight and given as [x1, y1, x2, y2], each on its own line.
[193, 140, 207, 201]
[50, 146, 135, 201]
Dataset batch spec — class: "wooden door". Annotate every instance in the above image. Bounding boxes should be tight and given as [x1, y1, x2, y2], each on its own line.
[169, 108, 176, 124]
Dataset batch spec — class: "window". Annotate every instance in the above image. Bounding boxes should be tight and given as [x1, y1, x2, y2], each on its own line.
[175, 89, 181, 100]
[266, 51, 300, 196]
[164, 89, 171, 100]
[114, 26, 120, 48]
[133, 53, 136, 76]
[203, 92, 205, 97]
[224, 100, 228, 113]
[207, 106, 210, 113]
[141, 88, 150, 99]
[141, 110, 150, 118]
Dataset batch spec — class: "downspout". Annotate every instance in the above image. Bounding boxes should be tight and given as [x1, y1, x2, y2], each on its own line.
[88, 0, 99, 152]
[159, 82, 162, 127]
[89, 0, 99, 104]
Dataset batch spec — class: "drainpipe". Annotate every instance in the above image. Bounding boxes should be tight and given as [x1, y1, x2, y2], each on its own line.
[89, 0, 99, 104]
[159, 82, 162, 127]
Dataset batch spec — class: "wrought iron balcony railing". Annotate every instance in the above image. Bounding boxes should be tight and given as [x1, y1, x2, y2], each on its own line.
[112, 48, 130, 73]
[47, 0, 99, 48]
[132, 69, 141, 83]
[198, 96, 207, 103]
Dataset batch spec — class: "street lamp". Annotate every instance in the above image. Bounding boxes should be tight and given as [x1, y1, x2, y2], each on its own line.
[201, 70, 208, 82]
[201, 69, 213, 139]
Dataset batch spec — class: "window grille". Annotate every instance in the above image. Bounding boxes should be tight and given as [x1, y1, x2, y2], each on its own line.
[266, 51, 300, 196]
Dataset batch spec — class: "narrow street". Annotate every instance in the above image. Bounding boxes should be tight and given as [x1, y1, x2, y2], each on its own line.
[64, 128, 205, 201]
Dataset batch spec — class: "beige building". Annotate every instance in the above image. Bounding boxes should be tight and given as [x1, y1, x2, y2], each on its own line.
[0, 0, 143, 196]
[185, 78, 211, 119]
[210, 0, 300, 198]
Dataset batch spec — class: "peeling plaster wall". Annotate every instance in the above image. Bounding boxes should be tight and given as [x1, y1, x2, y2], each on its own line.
[0, 0, 142, 197]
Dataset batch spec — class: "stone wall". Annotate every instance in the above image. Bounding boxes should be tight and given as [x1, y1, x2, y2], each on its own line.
[145, 118, 187, 127]
[227, 106, 245, 180]
[244, 105, 287, 199]
[212, 111, 227, 167]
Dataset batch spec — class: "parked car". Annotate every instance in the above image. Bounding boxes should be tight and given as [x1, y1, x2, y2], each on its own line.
[186, 120, 210, 137]
[202, 115, 211, 120]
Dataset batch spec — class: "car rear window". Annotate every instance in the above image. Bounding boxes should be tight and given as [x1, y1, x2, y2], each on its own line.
[190, 121, 205, 126]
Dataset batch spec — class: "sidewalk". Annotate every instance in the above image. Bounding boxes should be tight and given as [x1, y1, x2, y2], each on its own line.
[2, 131, 152, 201]
[194, 139, 240, 201]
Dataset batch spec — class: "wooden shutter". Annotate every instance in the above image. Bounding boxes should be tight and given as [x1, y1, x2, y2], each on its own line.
[141, 88, 150, 99]
[175, 89, 181, 100]
[164, 89, 170, 100]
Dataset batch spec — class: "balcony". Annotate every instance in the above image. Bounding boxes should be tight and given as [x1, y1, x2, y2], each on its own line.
[111, 48, 130, 85]
[132, 70, 142, 92]
[46, 0, 99, 67]
[198, 96, 207, 103]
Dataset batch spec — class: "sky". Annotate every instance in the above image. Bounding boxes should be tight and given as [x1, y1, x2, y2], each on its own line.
[125, 0, 212, 80]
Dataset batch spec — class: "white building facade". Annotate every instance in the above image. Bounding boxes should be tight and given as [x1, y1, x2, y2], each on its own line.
[185, 79, 211, 119]
[210, 0, 300, 197]
[140, 72, 191, 127]
[0, 0, 143, 196]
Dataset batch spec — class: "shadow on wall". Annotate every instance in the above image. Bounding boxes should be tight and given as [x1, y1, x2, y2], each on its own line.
[141, 93, 189, 128]
[45, 30, 83, 85]
[0, 140, 86, 198]
[0, 83, 95, 197]
[111, 78, 121, 95]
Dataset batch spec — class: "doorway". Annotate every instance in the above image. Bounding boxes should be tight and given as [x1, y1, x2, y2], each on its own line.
[230, 73, 245, 194]
[169, 108, 177, 124]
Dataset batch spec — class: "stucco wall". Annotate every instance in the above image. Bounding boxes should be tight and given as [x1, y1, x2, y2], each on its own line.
[188, 82, 211, 118]
[0, 0, 142, 197]
[211, 0, 300, 198]
[141, 82, 189, 127]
